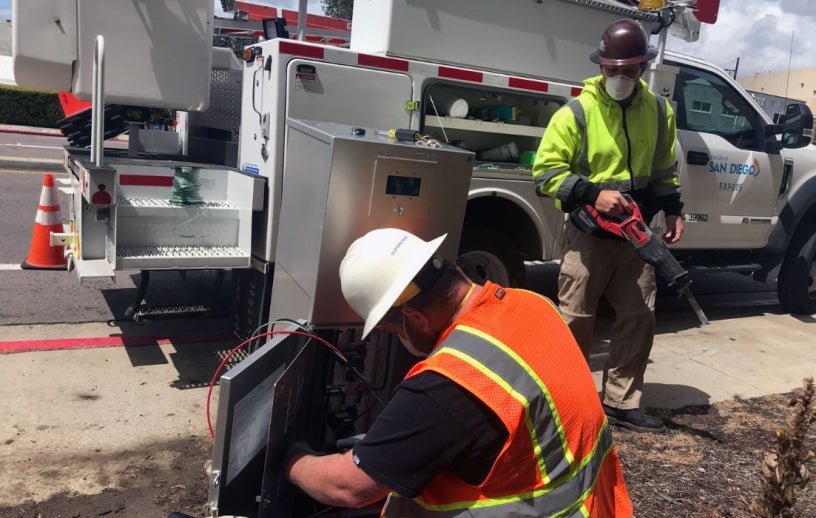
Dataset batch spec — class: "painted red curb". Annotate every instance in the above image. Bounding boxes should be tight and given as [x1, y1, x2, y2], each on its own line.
[0, 331, 236, 354]
[0, 127, 63, 137]
[0, 127, 127, 141]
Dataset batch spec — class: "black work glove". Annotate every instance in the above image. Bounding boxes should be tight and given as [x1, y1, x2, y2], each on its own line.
[335, 433, 366, 450]
[282, 441, 321, 471]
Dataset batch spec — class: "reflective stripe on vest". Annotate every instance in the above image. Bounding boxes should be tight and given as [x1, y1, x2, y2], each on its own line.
[385, 491, 598, 518]
[383, 326, 616, 517]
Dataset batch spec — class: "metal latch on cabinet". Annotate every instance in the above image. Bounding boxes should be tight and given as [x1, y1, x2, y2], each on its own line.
[50, 232, 76, 250]
[49, 231, 77, 272]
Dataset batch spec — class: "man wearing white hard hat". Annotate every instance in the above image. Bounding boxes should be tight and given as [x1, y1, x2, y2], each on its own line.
[285, 228, 633, 517]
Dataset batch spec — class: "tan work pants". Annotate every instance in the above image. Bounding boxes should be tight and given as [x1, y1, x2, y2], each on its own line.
[558, 220, 656, 410]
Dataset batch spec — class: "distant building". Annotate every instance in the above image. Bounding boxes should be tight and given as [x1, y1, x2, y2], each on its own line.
[737, 67, 816, 115]
[0, 21, 12, 85]
[0, 20, 9, 56]
[746, 90, 806, 121]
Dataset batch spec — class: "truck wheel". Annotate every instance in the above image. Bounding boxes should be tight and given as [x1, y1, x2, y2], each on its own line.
[777, 223, 816, 315]
[457, 227, 527, 287]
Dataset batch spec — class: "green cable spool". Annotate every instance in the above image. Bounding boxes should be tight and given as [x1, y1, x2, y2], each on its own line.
[169, 166, 204, 206]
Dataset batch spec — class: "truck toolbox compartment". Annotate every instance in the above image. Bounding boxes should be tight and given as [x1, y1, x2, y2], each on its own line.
[64, 151, 265, 281]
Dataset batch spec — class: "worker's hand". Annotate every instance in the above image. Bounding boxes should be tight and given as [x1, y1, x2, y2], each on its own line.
[283, 441, 321, 474]
[594, 190, 631, 217]
[663, 214, 684, 244]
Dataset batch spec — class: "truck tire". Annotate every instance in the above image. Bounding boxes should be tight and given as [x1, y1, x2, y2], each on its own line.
[457, 226, 527, 288]
[777, 222, 816, 315]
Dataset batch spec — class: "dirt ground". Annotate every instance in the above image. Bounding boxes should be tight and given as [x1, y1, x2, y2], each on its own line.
[3, 389, 816, 518]
[617, 390, 816, 517]
[0, 436, 212, 517]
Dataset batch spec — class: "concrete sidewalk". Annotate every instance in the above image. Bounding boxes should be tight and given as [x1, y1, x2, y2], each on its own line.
[589, 307, 816, 410]
[1, 305, 815, 412]
[0, 123, 63, 137]
[0, 123, 128, 171]
[0, 318, 234, 507]
[0, 123, 65, 171]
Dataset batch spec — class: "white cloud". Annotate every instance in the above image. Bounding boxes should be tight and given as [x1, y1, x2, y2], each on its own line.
[666, 0, 816, 78]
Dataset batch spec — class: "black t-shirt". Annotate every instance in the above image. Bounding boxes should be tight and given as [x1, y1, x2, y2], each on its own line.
[351, 371, 508, 498]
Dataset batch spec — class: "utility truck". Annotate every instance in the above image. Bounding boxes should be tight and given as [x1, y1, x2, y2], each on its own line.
[11, 0, 816, 516]
[15, 0, 816, 320]
[14, 0, 816, 317]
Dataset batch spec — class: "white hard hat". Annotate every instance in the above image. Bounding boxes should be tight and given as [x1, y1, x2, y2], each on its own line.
[339, 228, 447, 338]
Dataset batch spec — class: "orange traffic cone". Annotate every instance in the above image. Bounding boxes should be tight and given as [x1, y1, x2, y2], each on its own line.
[21, 173, 67, 270]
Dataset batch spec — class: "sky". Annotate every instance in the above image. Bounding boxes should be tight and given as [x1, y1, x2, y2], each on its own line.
[2, 0, 814, 79]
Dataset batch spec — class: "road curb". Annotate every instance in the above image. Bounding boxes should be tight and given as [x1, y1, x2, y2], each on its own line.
[0, 125, 63, 137]
[0, 157, 64, 171]
[0, 330, 236, 354]
[0, 124, 129, 141]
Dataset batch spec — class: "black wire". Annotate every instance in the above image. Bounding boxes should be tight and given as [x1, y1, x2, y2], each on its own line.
[660, 7, 676, 29]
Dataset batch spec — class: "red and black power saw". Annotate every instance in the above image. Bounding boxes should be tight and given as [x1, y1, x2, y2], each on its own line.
[572, 195, 709, 325]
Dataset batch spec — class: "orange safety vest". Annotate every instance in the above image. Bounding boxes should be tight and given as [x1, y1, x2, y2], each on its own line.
[382, 282, 632, 518]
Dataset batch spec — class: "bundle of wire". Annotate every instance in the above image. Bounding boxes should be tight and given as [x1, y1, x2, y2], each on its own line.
[169, 166, 204, 206]
[205, 319, 386, 438]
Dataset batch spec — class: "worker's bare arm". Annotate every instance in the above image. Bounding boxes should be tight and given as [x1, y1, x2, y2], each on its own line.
[287, 450, 391, 508]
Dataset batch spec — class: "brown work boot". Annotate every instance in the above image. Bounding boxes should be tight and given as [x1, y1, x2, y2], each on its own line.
[603, 404, 665, 433]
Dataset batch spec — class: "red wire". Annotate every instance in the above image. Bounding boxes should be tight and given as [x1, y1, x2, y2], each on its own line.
[206, 329, 347, 438]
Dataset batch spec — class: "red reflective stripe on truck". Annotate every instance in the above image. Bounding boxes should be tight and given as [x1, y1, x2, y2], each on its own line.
[438, 66, 483, 83]
[357, 53, 409, 72]
[508, 77, 549, 93]
[119, 175, 174, 187]
[279, 40, 325, 60]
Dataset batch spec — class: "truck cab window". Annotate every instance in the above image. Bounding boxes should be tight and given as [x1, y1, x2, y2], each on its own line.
[671, 64, 762, 151]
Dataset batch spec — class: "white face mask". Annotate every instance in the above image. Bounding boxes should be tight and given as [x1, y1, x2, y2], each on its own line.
[604, 75, 637, 101]
[398, 333, 424, 357]
[399, 315, 426, 357]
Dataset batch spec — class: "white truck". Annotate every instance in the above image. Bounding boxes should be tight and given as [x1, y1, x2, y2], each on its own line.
[235, 0, 816, 316]
[13, 0, 816, 321]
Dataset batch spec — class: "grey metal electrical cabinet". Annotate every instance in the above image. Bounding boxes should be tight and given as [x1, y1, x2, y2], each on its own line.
[268, 118, 475, 329]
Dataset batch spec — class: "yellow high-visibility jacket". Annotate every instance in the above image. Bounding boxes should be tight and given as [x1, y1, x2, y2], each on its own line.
[533, 75, 681, 217]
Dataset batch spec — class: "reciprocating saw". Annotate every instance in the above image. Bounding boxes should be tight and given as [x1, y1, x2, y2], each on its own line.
[571, 195, 709, 325]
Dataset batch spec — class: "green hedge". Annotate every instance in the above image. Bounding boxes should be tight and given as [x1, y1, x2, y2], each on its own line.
[0, 86, 176, 130]
[0, 86, 63, 128]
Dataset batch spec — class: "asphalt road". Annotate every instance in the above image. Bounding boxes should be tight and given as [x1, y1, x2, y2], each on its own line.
[0, 159, 230, 327]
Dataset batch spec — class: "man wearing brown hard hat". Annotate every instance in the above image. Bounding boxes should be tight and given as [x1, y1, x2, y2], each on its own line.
[532, 19, 684, 433]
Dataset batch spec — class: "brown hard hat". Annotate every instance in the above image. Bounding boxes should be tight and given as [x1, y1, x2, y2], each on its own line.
[589, 19, 658, 66]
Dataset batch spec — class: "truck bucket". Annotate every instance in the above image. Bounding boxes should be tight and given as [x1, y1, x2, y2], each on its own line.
[693, 0, 719, 24]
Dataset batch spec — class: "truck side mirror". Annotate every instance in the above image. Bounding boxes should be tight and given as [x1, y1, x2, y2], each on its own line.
[781, 102, 814, 149]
